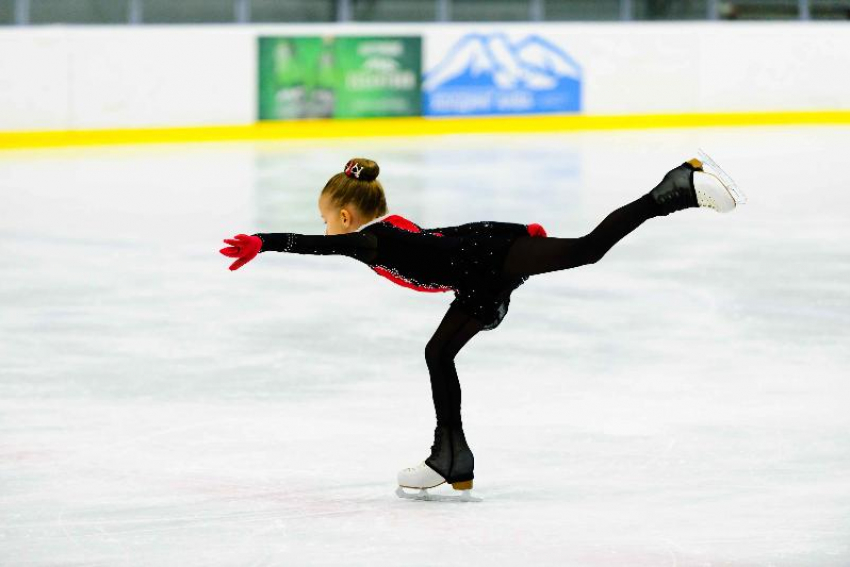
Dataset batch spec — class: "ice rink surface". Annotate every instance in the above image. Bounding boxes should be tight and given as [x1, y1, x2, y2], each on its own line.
[1, 126, 849, 566]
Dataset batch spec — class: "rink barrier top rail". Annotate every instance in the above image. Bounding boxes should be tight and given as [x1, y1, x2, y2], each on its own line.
[2, 110, 850, 151]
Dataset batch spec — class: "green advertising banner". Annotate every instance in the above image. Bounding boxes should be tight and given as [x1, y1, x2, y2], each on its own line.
[258, 36, 422, 120]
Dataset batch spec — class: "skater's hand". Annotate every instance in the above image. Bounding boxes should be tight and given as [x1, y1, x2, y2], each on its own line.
[220, 234, 262, 271]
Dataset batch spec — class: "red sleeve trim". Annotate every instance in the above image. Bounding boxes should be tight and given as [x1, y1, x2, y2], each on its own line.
[527, 223, 547, 238]
[385, 215, 423, 233]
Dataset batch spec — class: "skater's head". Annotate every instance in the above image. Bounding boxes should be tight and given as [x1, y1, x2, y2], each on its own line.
[319, 158, 387, 235]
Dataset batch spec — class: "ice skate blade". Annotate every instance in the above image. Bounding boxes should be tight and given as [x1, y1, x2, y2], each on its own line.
[697, 149, 748, 205]
[395, 485, 482, 503]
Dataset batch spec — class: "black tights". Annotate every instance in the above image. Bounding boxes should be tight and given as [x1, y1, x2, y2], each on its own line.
[425, 192, 661, 427]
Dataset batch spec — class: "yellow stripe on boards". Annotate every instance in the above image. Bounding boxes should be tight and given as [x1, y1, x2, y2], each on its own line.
[1, 110, 850, 151]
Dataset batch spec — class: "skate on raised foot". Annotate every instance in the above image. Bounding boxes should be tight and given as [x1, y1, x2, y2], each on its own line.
[649, 151, 747, 215]
[395, 425, 481, 502]
[695, 149, 748, 211]
[395, 462, 480, 502]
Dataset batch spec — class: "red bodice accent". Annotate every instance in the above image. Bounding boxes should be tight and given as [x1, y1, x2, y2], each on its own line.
[370, 215, 453, 293]
[383, 214, 439, 235]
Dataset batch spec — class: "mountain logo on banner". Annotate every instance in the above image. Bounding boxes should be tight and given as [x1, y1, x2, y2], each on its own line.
[423, 32, 582, 116]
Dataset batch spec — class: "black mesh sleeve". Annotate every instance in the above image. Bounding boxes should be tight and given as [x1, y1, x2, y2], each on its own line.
[253, 232, 378, 263]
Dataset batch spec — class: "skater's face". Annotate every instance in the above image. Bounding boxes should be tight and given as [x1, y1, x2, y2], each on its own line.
[319, 193, 369, 235]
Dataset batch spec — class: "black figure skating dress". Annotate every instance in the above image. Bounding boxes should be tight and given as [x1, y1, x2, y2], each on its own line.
[255, 214, 548, 330]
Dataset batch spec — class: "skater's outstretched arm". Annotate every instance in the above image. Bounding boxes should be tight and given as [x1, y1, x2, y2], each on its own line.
[254, 232, 378, 263]
[258, 224, 465, 262]
[219, 231, 377, 271]
[221, 222, 468, 272]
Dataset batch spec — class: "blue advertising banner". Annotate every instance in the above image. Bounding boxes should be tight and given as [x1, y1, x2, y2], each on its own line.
[423, 32, 582, 117]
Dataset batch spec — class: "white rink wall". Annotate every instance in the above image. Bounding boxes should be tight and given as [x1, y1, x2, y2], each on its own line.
[1, 22, 849, 132]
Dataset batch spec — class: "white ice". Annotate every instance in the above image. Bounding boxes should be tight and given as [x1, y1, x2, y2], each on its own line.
[1, 127, 849, 566]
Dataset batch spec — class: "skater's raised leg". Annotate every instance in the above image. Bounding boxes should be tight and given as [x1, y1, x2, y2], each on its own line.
[500, 156, 742, 279]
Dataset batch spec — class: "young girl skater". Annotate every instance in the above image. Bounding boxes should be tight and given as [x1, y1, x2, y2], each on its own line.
[220, 153, 745, 502]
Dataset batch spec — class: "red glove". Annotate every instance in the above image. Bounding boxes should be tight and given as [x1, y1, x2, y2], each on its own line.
[220, 234, 262, 271]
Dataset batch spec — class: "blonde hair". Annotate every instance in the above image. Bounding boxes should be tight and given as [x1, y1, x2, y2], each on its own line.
[321, 158, 388, 219]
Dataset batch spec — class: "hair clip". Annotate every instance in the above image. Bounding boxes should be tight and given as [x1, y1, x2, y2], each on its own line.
[344, 161, 363, 179]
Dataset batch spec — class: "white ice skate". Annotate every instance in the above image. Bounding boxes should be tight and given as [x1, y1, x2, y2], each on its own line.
[691, 149, 748, 213]
[395, 462, 481, 502]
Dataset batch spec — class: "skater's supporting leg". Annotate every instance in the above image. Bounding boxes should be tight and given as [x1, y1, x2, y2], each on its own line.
[425, 304, 484, 427]
[406, 305, 482, 485]
[500, 192, 660, 278]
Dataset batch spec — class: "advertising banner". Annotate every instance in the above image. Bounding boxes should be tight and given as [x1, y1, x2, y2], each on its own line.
[258, 36, 422, 120]
[422, 31, 583, 116]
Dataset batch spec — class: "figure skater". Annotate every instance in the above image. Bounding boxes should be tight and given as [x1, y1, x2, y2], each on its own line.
[220, 153, 745, 501]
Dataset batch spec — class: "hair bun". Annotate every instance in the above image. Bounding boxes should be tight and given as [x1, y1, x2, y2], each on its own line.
[344, 158, 379, 182]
